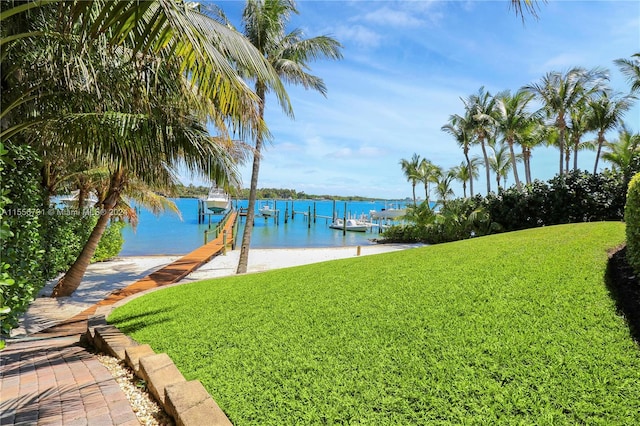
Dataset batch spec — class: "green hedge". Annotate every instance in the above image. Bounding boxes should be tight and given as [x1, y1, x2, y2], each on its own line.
[0, 142, 125, 339]
[383, 170, 628, 245]
[0, 143, 44, 337]
[625, 173, 640, 275]
[93, 219, 125, 262]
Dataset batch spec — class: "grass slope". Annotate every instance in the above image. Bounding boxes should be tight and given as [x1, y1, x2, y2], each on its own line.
[109, 222, 640, 425]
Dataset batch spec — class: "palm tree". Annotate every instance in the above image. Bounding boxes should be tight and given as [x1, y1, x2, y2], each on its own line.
[234, 0, 342, 274]
[1, 1, 289, 143]
[614, 53, 640, 94]
[589, 92, 633, 173]
[602, 126, 640, 181]
[400, 153, 422, 206]
[451, 161, 478, 199]
[462, 87, 498, 195]
[434, 172, 456, 209]
[567, 98, 593, 172]
[494, 89, 535, 191]
[442, 113, 476, 196]
[524, 67, 608, 177]
[35, 17, 246, 296]
[417, 158, 443, 208]
[489, 142, 513, 190]
[518, 121, 545, 185]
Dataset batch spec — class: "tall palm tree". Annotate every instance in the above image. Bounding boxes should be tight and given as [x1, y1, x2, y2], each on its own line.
[614, 53, 640, 94]
[462, 87, 497, 195]
[518, 120, 546, 185]
[567, 98, 593, 172]
[442, 113, 476, 196]
[589, 92, 633, 173]
[400, 153, 422, 206]
[234, 0, 342, 274]
[494, 89, 535, 191]
[524, 67, 608, 177]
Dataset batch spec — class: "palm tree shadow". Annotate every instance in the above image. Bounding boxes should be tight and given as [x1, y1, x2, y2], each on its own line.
[605, 245, 640, 345]
[107, 306, 179, 335]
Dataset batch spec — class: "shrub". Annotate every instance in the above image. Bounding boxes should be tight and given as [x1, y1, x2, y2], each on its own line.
[383, 170, 627, 246]
[484, 170, 626, 232]
[0, 143, 44, 337]
[41, 211, 95, 278]
[93, 220, 125, 262]
[625, 173, 640, 275]
[381, 198, 494, 244]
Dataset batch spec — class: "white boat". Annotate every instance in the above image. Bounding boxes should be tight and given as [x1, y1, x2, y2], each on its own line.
[58, 190, 99, 207]
[203, 186, 230, 213]
[258, 202, 277, 217]
[329, 218, 368, 232]
[369, 204, 406, 220]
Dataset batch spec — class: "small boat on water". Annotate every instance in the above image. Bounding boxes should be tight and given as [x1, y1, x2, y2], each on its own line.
[369, 204, 406, 220]
[58, 190, 99, 207]
[203, 186, 230, 213]
[329, 218, 368, 232]
[258, 202, 277, 217]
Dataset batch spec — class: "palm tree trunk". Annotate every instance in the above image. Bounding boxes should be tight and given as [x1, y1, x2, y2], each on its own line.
[464, 151, 474, 197]
[423, 184, 430, 207]
[412, 183, 417, 206]
[522, 147, 531, 185]
[507, 138, 521, 191]
[573, 137, 579, 171]
[237, 83, 266, 274]
[480, 137, 491, 194]
[593, 131, 605, 174]
[51, 169, 124, 297]
[558, 118, 566, 176]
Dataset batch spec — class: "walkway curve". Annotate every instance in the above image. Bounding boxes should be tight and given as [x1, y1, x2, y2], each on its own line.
[1, 212, 237, 425]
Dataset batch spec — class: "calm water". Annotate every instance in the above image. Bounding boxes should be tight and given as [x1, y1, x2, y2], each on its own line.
[120, 198, 408, 256]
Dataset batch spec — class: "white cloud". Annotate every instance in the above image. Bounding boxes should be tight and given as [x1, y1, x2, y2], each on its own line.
[333, 24, 382, 49]
[361, 7, 424, 28]
[195, 0, 640, 200]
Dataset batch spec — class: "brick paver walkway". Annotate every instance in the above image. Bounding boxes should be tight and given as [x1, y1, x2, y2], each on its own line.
[1, 337, 139, 426]
[1, 212, 237, 425]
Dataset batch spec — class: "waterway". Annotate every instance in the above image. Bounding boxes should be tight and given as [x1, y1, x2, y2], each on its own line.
[120, 198, 408, 256]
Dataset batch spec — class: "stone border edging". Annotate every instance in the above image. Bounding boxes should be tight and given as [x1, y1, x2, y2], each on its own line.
[85, 306, 232, 426]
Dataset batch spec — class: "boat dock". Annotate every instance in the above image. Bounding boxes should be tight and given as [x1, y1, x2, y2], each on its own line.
[231, 199, 401, 235]
[37, 211, 239, 338]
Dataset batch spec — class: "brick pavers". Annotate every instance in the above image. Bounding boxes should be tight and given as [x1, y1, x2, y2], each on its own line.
[1, 213, 237, 425]
[0, 337, 138, 426]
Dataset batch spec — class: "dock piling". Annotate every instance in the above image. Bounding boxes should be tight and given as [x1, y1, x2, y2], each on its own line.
[222, 231, 227, 255]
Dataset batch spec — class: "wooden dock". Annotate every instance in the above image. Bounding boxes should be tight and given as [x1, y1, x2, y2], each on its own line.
[35, 211, 238, 338]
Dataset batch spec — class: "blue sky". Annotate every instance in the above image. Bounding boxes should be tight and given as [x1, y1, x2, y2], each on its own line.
[188, 0, 640, 199]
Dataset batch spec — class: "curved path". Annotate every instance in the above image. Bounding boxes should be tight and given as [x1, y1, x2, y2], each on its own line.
[1, 213, 237, 425]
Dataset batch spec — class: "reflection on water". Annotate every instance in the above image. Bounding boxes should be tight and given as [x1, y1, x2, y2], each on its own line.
[120, 198, 406, 256]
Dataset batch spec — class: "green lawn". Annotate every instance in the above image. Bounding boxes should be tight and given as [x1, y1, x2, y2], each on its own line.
[109, 222, 640, 425]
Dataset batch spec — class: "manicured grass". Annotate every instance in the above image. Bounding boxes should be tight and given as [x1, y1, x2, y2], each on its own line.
[109, 222, 640, 425]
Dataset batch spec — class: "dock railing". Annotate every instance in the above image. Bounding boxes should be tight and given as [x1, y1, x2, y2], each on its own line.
[204, 209, 235, 245]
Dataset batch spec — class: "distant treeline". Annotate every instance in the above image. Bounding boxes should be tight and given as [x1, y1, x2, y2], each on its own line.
[175, 184, 379, 201]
